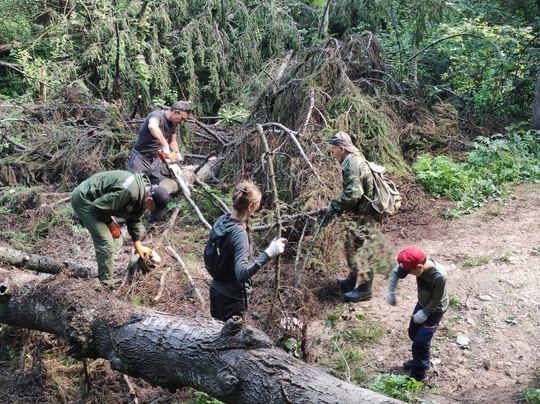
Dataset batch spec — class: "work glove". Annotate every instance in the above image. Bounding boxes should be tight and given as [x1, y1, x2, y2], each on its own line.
[134, 241, 153, 260]
[168, 151, 179, 162]
[320, 205, 335, 228]
[385, 268, 399, 306]
[385, 291, 397, 306]
[264, 238, 287, 258]
[413, 310, 428, 324]
[106, 221, 121, 239]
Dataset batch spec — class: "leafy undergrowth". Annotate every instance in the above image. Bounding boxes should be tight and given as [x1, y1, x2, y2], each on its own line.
[414, 128, 540, 217]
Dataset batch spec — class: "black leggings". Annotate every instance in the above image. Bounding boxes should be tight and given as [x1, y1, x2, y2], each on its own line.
[209, 286, 247, 322]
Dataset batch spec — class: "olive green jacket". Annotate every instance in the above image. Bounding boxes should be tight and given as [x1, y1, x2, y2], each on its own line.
[330, 153, 375, 216]
[73, 170, 149, 241]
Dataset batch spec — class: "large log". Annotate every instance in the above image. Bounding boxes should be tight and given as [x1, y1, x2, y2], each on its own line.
[0, 268, 401, 403]
[0, 245, 91, 277]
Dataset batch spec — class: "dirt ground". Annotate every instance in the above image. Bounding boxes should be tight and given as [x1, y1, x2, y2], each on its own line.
[350, 182, 540, 403]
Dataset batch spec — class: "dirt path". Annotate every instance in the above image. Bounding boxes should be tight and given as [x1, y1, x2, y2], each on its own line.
[361, 183, 540, 402]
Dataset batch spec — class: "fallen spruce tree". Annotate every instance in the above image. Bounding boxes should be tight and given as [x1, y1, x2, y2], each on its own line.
[0, 266, 401, 404]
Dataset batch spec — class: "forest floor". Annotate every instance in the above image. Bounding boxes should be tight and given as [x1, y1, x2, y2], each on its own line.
[0, 182, 539, 403]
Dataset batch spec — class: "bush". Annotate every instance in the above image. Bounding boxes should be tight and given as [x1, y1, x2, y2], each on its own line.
[413, 128, 540, 216]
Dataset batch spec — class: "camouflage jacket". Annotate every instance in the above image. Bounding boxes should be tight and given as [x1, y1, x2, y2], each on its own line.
[330, 153, 375, 217]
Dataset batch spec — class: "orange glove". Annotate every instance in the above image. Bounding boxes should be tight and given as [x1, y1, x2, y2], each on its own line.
[134, 241, 153, 259]
[106, 221, 121, 239]
[169, 151, 179, 161]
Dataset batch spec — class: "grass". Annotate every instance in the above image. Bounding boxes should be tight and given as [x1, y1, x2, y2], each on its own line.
[518, 388, 540, 403]
[448, 296, 463, 309]
[369, 373, 425, 403]
[342, 323, 385, 346]
[318, 309, 386, 385]
[463, 255, 490, 267]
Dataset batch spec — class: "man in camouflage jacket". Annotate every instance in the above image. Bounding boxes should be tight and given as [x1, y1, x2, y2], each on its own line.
[322, 131, 387, 302]
[71, 170, 169, 286]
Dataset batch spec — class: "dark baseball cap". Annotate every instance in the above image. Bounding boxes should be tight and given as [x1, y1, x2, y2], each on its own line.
[150, 186, 170, 220]
[328, 131, 359, 153]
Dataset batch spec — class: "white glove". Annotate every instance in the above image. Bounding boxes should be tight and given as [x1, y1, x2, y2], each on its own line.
[385, 291, 397, 306]
[162, 145, 171, 154]
[265, 238, 287, 258]
[413, 310, 428, 324]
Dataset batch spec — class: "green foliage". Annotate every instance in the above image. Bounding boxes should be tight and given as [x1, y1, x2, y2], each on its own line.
[0, 0, 41, 42]
[131, 295, 150, 307]
[172, 0, 303, 114]
[284, 337, 302, 358]
[185, 390, 224, 404]
[2, 0, 306, 113]
[413, 154, 470, 198]
[325, 310, 342, 328]
[0, 68, 28, 97]
[369, 373, 424, 402]
[520, 388, 540, 404]
[414, 128, 540, 216]
[217, 104, 250, 126]
[463, 255, 490, 267]
[342, 323, 385, 346]
[418, 13, 535, 120]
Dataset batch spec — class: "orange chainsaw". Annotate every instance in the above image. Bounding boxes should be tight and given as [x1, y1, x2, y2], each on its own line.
[157, 150, 191, 197]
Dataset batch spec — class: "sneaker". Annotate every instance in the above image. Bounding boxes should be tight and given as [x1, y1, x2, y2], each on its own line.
[408, 369, 427, 382]
[403, 360, 414, 371]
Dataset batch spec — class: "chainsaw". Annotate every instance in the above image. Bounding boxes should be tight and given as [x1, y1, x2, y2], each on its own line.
[157, 150, 191, 197]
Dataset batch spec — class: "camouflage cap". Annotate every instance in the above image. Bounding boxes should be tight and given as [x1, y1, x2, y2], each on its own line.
[328, 131, 359, 153]
[171, 101, 193, 112]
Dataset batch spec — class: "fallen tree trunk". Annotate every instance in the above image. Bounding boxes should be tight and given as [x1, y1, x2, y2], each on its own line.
[0, 268, 401, 403]
[0, 245, 91, 277]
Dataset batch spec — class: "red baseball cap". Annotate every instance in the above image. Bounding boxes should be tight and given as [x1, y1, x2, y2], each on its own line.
[396, 245, 426, 278]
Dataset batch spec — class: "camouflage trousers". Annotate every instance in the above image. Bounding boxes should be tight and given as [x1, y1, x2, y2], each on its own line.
[342, 215, 394, 287]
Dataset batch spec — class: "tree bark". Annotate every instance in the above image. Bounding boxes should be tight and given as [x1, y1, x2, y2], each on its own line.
[530, 65, 540, 129]
[0, 245, 91, 277]
[0, 268, 401, 404]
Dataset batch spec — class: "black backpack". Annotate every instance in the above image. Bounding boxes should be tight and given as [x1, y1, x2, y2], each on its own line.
[204, 225, 242, 282]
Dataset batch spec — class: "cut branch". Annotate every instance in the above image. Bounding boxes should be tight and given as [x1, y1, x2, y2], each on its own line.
[252, 208, 324, 232]
[259, 123, 324, 185]
[165, 246, 205, 306]
[0, 133, 54, 159]
[0, 246, 91, 278]
[256, 124, 283, 299]
[192, 118, 227, 146]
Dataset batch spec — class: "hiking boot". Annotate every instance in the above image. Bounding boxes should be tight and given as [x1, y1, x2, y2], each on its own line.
[408, 369, 427, 382]
[343, 279, 373, 302]
[337, 274, 356, 293]
[403, 360, 414, 371]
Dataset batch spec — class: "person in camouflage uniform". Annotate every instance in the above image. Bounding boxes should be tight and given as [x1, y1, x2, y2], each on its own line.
[321, 131, 391, 302]
[71, 170, 169, 286]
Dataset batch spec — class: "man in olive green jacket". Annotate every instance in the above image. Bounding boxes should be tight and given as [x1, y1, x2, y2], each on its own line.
[322, 131, 386, 302]
[71, 170, 169, 286]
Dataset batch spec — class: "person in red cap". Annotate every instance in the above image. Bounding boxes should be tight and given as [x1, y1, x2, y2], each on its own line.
[321, 131, 392, 302]
[385, 245, 449, 381]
